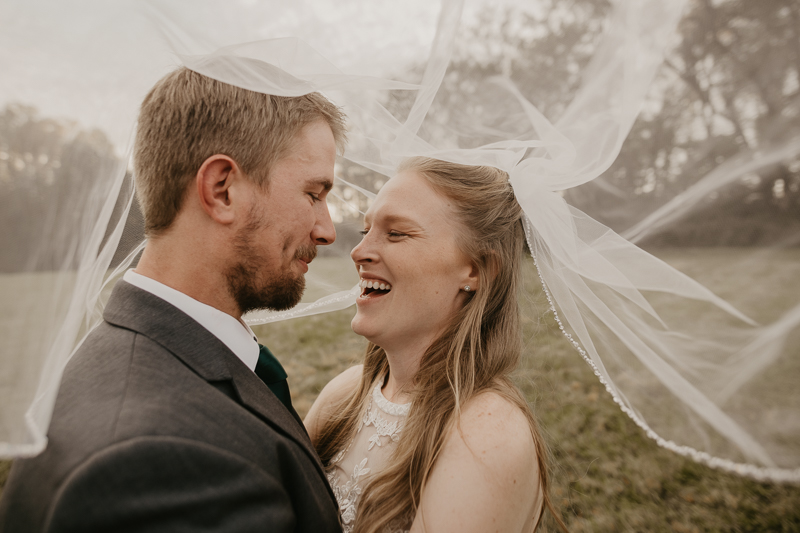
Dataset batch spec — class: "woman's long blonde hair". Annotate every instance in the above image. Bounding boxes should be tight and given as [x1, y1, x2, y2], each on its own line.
[315, 157, 565, 532]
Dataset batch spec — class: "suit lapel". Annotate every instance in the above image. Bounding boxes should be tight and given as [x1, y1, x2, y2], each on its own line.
[225, 358, 336, 499]
[103, 281, 337, 506]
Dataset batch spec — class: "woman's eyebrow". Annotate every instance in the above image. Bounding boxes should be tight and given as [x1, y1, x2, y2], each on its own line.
[364, 210, 420, 227]
[381, 213, 417, 225]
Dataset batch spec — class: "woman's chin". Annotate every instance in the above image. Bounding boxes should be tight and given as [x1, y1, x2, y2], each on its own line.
[351, 316, 383, 345]
[350, 315, 370, 337]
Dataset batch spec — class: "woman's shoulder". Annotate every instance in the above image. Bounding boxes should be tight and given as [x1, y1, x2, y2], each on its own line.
[413, 390, 542, 532]
[319, 364, 364, 404]
[304, 365, 364, 442]
[450, 390, 537, 467]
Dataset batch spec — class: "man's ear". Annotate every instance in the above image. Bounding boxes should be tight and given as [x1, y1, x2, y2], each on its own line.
[195, 154, 241, 225]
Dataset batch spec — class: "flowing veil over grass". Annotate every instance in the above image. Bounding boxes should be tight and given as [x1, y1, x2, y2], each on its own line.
[1, 0, 799, 504]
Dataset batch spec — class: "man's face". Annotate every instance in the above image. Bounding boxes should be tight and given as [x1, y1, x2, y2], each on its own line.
[226, 120, 337, 314]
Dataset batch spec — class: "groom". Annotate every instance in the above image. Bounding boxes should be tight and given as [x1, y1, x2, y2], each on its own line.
[0, 68, 345, 532]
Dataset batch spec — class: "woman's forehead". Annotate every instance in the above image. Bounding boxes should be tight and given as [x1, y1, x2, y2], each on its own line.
[365, 171, 453, 225]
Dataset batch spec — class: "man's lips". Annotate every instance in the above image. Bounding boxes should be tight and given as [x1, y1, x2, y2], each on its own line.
[295, 245, 317, 271]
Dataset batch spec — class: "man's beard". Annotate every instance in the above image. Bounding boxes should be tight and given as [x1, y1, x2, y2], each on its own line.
[225, 210, 316, 314]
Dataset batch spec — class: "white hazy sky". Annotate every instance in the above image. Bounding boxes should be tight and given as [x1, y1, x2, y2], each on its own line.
[0, 0, 535, 152]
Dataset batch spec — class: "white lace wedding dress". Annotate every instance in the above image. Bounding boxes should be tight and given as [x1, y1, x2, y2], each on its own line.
[326, 383, 411, 533]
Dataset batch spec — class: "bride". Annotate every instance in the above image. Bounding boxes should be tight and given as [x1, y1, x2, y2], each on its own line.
[305, 157, 565, 533]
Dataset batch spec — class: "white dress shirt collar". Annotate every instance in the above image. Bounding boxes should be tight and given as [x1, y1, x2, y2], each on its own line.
[122, 270, 260, 371]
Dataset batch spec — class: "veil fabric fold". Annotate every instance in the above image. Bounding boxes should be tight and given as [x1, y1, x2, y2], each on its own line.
[1, 0, 798, 483]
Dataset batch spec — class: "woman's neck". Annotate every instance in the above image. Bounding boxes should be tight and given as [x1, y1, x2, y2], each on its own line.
[381, 335, 432, 404]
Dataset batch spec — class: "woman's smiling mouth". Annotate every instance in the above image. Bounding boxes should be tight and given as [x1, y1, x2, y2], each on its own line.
[358, 278, 392, 298]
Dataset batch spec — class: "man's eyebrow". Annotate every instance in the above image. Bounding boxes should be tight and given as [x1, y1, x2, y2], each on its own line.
[307, 177, 334, 191]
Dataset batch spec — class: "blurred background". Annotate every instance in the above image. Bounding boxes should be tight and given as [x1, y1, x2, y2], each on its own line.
[1, 0, 799, 529]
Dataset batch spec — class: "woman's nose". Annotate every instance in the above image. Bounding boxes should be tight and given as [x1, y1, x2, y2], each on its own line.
[351, 231, 376, 264]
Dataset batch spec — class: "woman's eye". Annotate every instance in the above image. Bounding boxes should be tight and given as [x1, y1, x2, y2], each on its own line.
[358, 229, 406, 238]
[308, 193, 321, 202]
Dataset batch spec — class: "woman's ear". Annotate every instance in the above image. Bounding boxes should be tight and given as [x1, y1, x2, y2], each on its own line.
[461, 260, 481, 293]
[195, 154, 240, 225]
[471, 251, 501, 292]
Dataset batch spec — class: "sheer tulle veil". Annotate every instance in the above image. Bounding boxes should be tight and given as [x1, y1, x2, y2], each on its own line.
[1, 0, 798, 483]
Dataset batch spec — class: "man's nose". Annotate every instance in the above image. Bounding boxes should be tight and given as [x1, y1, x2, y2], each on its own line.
[313, 204, 336, 245]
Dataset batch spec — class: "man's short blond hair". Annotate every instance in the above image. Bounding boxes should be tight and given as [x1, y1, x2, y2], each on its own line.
[134, 67, 346, 236]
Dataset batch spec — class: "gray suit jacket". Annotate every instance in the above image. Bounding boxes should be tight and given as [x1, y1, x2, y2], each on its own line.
[0, 281, 341, 533]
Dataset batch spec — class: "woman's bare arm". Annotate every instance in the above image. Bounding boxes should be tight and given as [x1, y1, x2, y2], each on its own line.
[410, 392, 543, 533]
[304, 364, 363, 445]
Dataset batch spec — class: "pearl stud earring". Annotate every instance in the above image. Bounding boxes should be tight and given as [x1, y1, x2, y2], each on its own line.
[463, 285, 471, 292]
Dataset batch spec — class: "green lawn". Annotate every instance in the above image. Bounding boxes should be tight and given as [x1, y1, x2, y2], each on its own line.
[251, 250, 800, 532]
[1, 250, 799, 531]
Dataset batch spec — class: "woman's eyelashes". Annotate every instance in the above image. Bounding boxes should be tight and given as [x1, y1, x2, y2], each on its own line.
[358, 229, 408, 238]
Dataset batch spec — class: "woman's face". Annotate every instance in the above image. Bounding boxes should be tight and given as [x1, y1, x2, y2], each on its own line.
[350, 170, 477, 355]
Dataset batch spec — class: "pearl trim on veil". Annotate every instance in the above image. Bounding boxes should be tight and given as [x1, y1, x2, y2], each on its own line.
[522, 216, 800, 484]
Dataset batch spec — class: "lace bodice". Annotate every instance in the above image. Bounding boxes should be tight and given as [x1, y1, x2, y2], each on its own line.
[326, 383, 411, 533]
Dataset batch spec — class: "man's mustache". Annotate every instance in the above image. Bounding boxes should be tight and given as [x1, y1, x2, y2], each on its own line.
[295, 245, 317, 264]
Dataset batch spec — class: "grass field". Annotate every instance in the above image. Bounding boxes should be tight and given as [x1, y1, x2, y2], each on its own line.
[1, 249, 799, 531]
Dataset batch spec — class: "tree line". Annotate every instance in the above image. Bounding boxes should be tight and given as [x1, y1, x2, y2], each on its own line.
[4, 0, 798, 272]
[337, 0, 800, 247]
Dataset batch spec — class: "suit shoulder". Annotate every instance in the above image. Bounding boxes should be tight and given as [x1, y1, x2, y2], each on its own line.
[46, 436, 295, 533]
[77, 319, 137, 352]
[65, 321, 138, 377]
[66, 435, 268, 479]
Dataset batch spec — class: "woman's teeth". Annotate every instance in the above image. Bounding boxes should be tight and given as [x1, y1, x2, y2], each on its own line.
[359, 279, 392, 291]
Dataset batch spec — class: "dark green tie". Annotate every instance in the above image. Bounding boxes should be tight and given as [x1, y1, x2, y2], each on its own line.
[255, 344, 293, 411]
